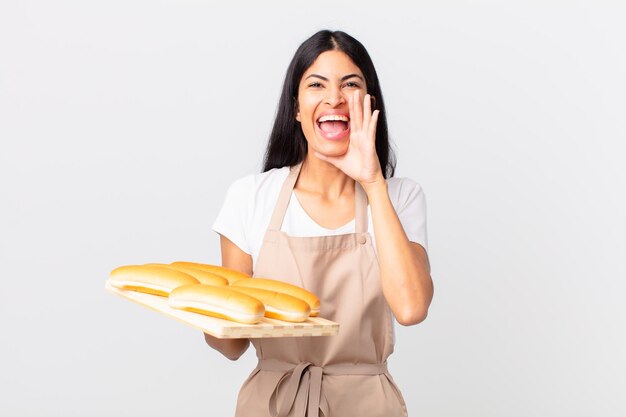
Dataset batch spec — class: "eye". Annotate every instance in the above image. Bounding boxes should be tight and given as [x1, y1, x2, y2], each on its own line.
[343, 81, 361, 88]
[308, 82, 323, 88]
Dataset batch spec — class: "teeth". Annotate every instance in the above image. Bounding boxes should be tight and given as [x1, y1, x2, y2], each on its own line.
[318, 114, 349, 123]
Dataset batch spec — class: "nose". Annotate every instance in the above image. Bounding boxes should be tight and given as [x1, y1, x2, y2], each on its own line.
[324, 85, 346, 107]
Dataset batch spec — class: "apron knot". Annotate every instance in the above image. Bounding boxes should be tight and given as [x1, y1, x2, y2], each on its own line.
[259, 359, 388, 417]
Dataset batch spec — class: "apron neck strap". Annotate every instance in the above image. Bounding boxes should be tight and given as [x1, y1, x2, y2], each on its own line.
[268, 162, 369, 233]
[354, 180, 368, 233]
[267, 163, 301, 231]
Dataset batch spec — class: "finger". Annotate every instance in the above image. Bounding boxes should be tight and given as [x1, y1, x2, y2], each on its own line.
[367, 109, 379, 143]
[348, 93, 355, 132]
[351, 90, 363, 131]
[363, 93, 372, 129]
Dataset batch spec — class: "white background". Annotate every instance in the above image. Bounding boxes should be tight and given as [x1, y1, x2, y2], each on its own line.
[1, 1, 625, 416]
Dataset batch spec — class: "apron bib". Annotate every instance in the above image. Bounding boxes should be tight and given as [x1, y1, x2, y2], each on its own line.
[234, 163, 408, 417]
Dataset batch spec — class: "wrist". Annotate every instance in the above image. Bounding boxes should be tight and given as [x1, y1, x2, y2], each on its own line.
[361, 175, 388, 198]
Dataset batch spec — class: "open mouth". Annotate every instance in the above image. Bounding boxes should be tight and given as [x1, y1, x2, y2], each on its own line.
[316, 114, 350, 139]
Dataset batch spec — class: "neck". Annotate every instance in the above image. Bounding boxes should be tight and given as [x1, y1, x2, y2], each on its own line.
[296, 153, 354, 200]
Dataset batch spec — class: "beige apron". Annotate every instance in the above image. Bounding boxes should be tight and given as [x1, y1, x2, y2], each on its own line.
[235, 163, 409, 417]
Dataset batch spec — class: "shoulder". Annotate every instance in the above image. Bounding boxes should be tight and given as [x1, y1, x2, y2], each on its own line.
[225, 166, 290, 197]
[384, 176, 429, 250]
[213, 166, 291, 249]
[223, 166, 290, 212]
[253, 166, 291, 198]
[386, 176, 425, 210]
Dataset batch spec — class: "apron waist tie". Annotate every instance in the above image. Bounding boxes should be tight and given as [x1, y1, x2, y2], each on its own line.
[258, 359, 388, 417]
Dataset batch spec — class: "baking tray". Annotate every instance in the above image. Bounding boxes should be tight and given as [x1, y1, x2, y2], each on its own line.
[105, 280, 339, 339]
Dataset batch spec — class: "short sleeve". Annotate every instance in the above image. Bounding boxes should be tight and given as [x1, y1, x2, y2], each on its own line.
[211, 175, 254, 254]
[395, 178, 428, 252]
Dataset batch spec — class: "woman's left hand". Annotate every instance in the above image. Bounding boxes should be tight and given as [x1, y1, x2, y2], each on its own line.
[314, 91, 385, 188]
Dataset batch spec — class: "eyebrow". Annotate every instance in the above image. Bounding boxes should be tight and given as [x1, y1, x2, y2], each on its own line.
[305, 73, 364, 82]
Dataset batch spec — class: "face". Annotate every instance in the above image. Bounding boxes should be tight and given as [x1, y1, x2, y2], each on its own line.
[296, 50, 367, 157]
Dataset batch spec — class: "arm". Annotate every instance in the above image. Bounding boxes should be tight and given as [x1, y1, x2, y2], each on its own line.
[203, 235, 253, 360]
[363, 181, 433, 326]
[313, 90, 433, 326]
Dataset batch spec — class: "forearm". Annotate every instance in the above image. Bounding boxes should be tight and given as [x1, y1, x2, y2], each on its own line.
[203, 235, 253, 360]
[363, 180, 433, 325]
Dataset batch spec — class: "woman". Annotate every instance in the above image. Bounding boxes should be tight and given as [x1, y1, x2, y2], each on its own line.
[209, 30, 433, 417]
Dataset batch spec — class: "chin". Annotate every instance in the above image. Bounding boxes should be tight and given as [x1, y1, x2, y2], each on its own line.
[315, 143, 349, 158]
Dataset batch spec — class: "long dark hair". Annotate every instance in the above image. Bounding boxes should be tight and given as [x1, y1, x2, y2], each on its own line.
[262, 30, 396, 178]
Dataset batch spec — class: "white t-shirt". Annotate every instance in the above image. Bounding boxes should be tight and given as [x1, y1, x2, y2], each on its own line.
[212, 166, 428, 268]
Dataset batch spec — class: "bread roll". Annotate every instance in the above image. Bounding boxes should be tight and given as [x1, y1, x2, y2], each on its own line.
[170, 261, 251, 285]
[109, 265, 200, 296]
[228, 286, 311, 322]
[232, 278, 320, 317]
[169, 284, 265, 324]
[150, 263, 229, 286]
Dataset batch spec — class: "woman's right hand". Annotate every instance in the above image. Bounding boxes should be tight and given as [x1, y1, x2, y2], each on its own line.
[203, 234, 255, 360]
[204, 333, 250, 361]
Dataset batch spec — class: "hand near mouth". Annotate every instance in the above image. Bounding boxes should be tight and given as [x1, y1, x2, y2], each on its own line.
[314, 90, 385, 190]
